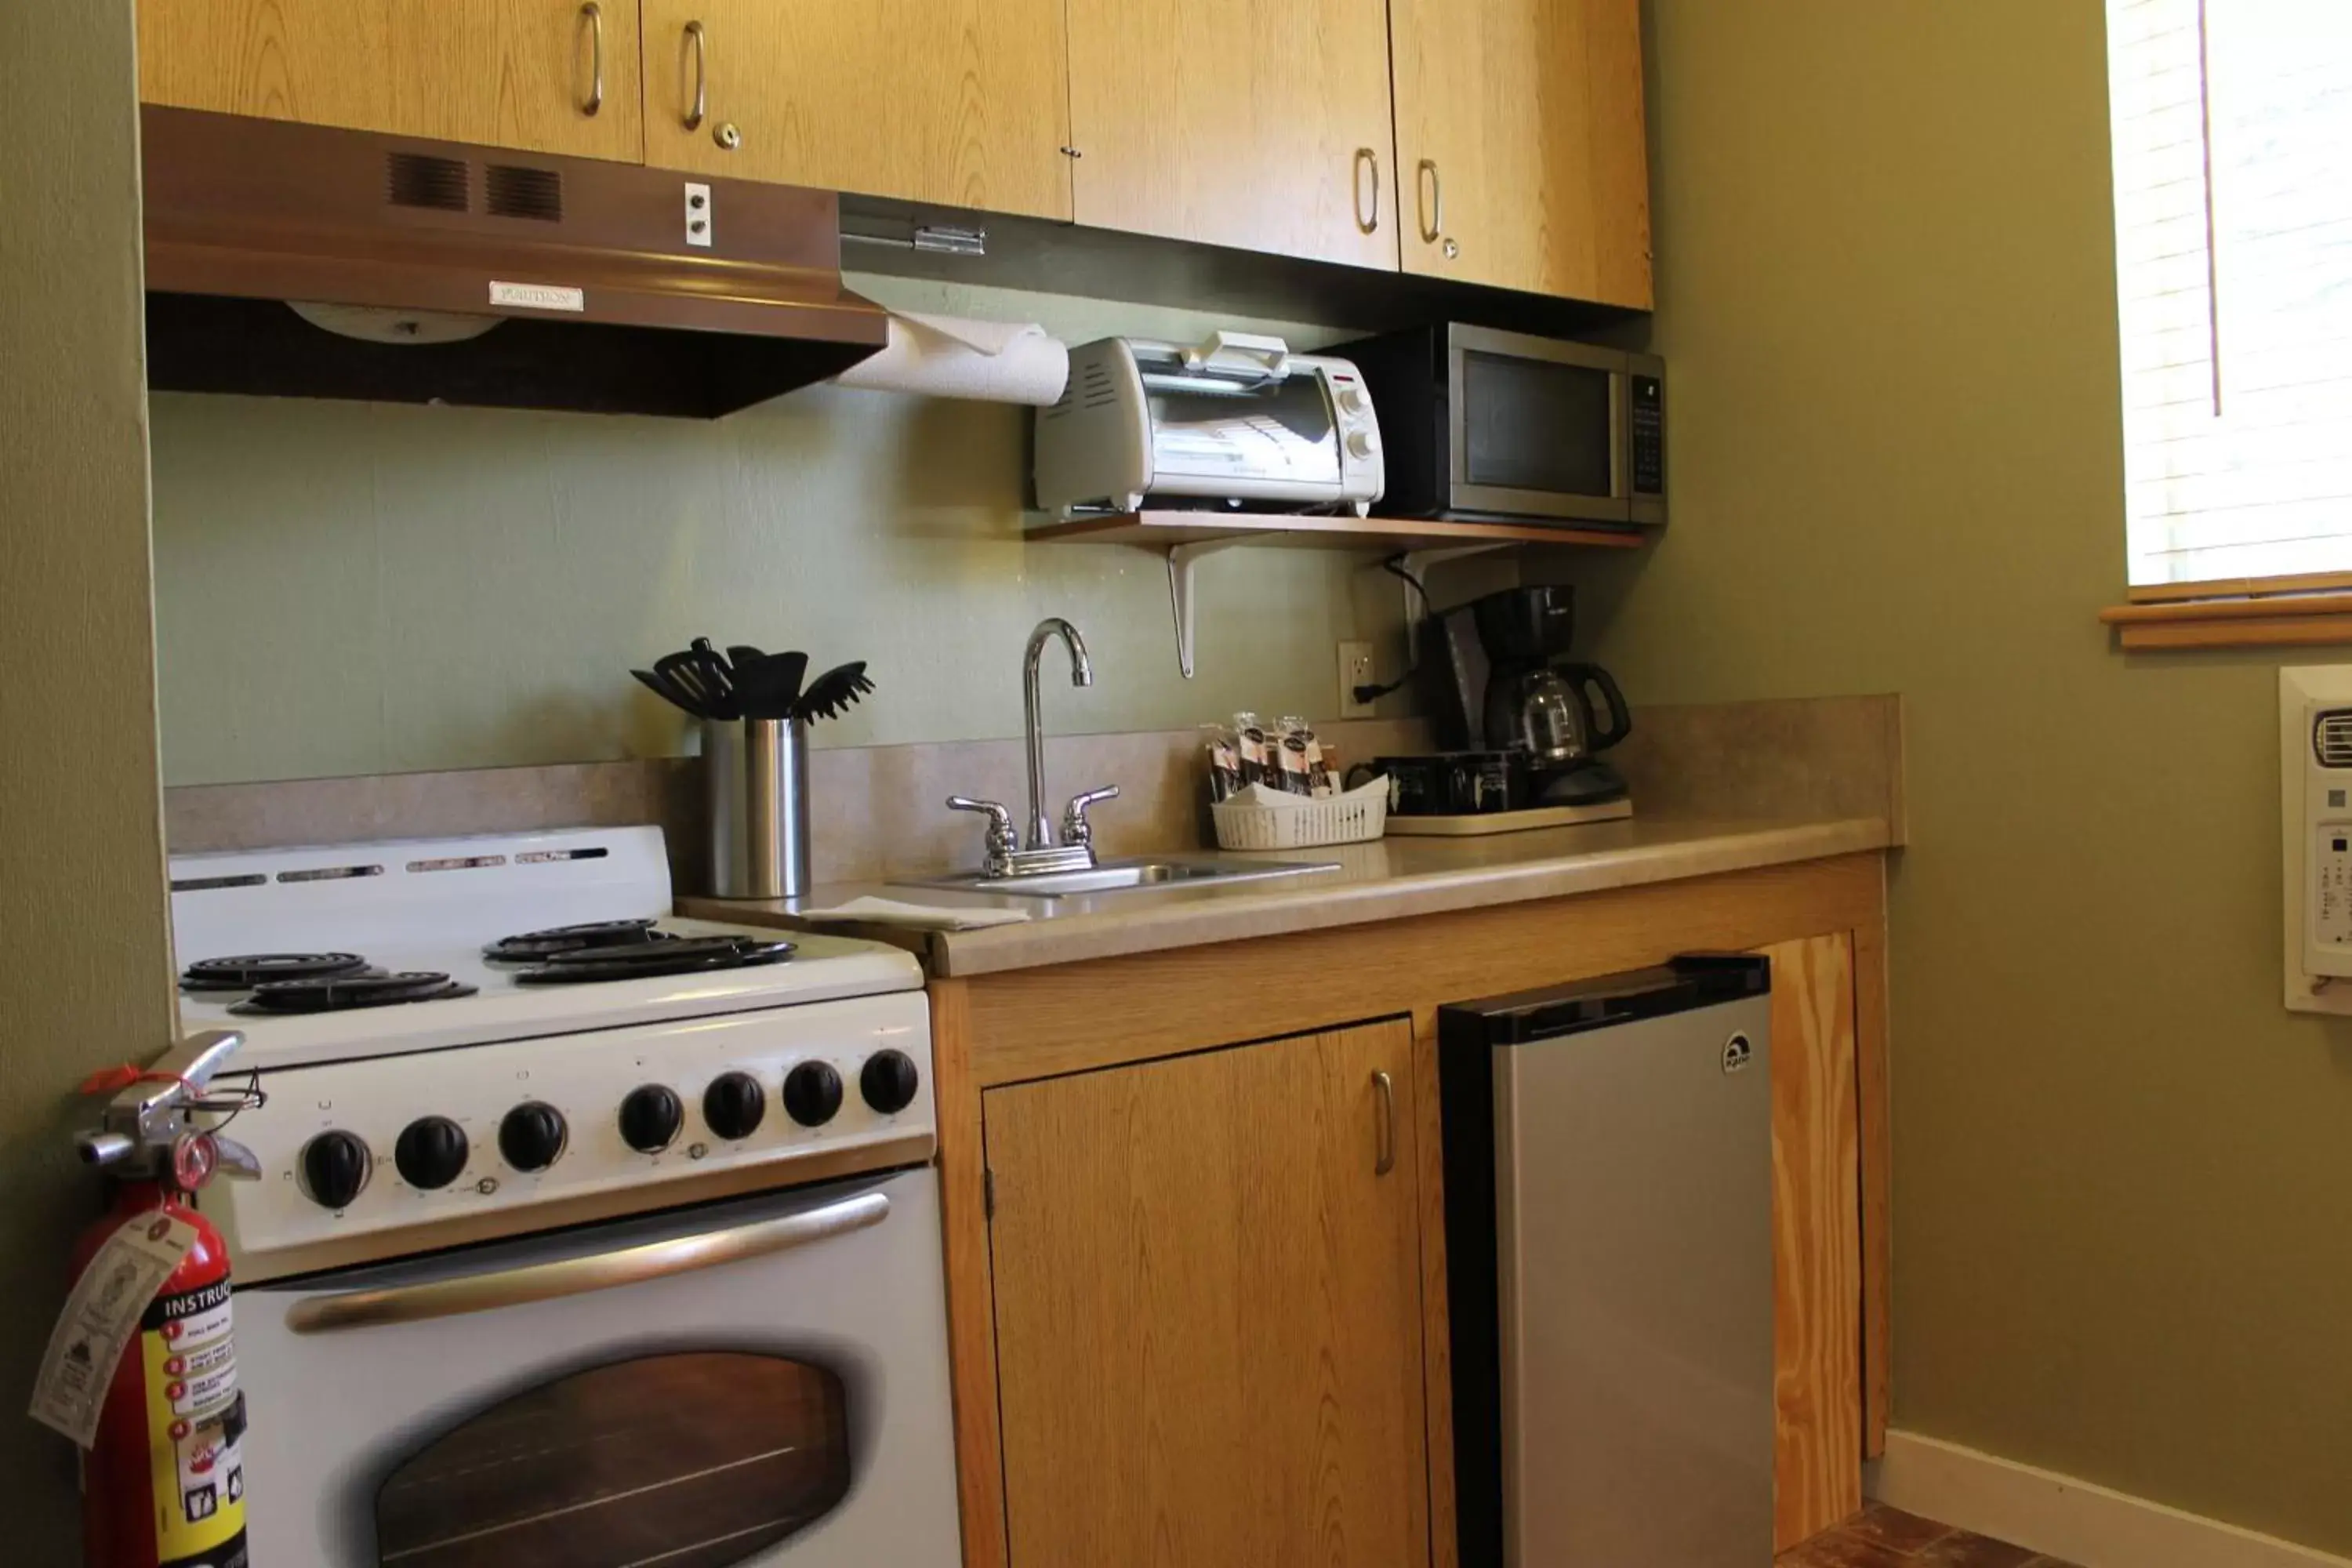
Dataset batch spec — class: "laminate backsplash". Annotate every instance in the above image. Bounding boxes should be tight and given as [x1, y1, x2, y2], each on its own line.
[148, 276, 1412, 787]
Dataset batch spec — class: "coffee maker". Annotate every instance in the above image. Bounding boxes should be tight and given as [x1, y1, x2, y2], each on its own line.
[1428, 586, 1632, 807]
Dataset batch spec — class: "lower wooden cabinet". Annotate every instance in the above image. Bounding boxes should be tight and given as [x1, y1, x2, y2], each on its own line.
[935, 858, 1893, 1568]
[983, 1018, 1429, 1567]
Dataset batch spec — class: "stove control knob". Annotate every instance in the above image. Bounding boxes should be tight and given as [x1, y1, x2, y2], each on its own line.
[783, 1061, 844, 1127]
[860, 1050, 921, 1116]
[702, 1072, 768, 1140]
[299, 1130, 372, 1210]
[394, 1116, 470, 1190]
[498, 1101, 568, 1172]
[619, 1084, 684, 1154]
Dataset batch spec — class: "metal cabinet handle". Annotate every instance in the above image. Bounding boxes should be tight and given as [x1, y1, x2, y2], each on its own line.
[683, 20, 708, 131]
[285, 1190, 890, 1333]
[1416, 158, 1443, 245]
[577, 1, 604, 118]
[1353, 147, 1380, 234]
[1372, 1069, 1396, 1176]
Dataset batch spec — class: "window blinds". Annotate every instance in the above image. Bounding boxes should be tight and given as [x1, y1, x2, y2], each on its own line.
[2108, 0, 2352, 586]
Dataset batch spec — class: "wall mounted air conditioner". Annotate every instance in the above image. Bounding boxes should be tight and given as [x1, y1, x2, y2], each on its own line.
[2278, 666, 2352, 1013]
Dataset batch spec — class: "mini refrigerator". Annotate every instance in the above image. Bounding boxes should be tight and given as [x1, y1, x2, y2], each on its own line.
[1439, 954, 1774, 1567]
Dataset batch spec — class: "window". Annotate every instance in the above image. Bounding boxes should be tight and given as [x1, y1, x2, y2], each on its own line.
[2107, 0, 2352, 590]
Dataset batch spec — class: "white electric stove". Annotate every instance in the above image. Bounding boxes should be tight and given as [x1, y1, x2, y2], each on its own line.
[171, 826, 962, 1568]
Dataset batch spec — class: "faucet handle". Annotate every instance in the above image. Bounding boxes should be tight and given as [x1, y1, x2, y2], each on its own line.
[1061, 785, 1120, 851]
[947, 796, 1020, 869]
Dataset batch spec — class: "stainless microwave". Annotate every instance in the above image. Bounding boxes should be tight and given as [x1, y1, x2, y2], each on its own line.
[1330, 323, 1664, 528]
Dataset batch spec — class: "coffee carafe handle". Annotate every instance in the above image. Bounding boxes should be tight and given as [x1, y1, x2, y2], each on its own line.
[1559, 663, 1634, 750]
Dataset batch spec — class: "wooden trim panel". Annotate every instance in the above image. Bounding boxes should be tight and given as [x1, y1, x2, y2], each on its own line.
[926, 978, 1010, 1568]
[2125, 569, 2352, 603]
[1766, 932, 1864, 1550]
[2101, 590, 2352, 650]
[1853, 877, 1895, 1457]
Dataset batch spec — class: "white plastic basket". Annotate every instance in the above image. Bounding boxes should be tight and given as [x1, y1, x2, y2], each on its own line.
[1210, 778, 1388, 850]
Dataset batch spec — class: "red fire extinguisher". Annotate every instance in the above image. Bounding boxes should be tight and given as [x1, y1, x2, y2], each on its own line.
[56, 1032, 260, 1568]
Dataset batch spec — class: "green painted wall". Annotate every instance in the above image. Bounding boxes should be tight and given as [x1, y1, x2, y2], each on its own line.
[1585, 1, 2352, 1552]
[150, 279, 1408, 786]
[0, 0, 178, 1557]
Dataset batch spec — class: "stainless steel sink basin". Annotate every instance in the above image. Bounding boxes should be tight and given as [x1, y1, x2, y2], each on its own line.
[896, 855, 1341, 899]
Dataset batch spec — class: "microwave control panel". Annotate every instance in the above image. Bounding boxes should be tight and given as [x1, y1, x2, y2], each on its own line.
[1631, 373, 1666, 496]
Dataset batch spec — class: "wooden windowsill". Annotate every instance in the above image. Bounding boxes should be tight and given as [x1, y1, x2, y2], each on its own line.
[2100, 589, 2352, 649]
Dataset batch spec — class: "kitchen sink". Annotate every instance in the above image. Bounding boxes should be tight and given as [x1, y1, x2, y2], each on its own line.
[896, 855, 1341, 899]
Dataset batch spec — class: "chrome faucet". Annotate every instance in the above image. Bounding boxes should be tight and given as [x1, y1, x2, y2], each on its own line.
[1024, 617, 1091, 849]
[946, 617, 1120, 879]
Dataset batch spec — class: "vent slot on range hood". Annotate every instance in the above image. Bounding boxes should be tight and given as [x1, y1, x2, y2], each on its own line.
[141, 107, 887, 418]
[485, 164, 563, 222]
[388, 153, 470, 212]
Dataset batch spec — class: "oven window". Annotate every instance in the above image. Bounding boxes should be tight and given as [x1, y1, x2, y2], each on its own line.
[374, 1352, 850, 1568]
[1145, 378, 1342, 484]
[1464, 350, 1613, 496]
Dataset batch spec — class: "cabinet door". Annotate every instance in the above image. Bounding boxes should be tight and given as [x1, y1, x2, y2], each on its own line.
[1065, 0, 1399, 270]
[1389, 0, 1651, 306]
[1762, 933, 1865, 1550]
[137, 0, 644, 162]
[637, 0, 1072, 220]
[985, 1019, 1429, 1567]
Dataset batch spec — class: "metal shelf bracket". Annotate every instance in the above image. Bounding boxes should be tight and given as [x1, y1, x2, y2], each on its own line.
[1165, 539, 1248, 679]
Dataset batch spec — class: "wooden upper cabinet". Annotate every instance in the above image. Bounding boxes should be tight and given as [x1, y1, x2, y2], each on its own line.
[637, 0, 1073, 220]
[985, 1018, 1429, 1566]
[136, 0, 644, 162]
[1389, 0, 1653, 306]
[1064, 0, 1399, 270]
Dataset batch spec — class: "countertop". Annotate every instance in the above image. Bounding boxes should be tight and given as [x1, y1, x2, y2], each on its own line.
[681, 811, 1896, 978]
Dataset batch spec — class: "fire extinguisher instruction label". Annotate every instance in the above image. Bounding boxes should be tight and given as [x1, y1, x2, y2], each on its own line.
[144, 1277, 247, 1566]
[27, 1211, 198, 1446]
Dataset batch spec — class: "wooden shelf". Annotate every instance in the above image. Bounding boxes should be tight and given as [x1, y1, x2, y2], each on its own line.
[1026, 510, 1647, 552]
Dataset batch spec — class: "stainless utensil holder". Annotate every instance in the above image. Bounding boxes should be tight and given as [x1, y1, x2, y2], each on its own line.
[706, 716, 811, 899]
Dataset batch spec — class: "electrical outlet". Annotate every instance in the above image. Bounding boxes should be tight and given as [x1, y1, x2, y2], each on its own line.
[1338, 641, 1376, 718]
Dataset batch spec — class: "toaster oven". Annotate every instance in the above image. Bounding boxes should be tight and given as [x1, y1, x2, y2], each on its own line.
[1033, 333, 1385, 520]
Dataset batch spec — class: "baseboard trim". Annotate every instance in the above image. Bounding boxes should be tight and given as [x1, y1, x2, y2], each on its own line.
[1867, 1430, 2350, 1568]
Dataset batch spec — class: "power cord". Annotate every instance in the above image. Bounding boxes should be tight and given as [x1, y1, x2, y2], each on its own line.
[1352, 556, 1434, 705]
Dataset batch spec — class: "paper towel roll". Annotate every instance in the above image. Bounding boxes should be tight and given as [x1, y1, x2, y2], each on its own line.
[830, 310, 1070, 405]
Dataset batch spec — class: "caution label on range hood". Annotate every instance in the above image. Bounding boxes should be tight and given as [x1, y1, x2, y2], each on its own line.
[488, 281, 586, 313]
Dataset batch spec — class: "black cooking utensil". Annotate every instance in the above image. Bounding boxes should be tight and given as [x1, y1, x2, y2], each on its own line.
[631, 666, 706, 717]
[795, 661, 874, 723]
[726, 644, 767, 671]
[734, 651, 810, 721]
[655, 648, 734, 720]
[688, 637, 738, 716]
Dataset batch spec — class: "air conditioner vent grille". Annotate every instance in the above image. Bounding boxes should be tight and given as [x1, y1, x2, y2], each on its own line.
[2315, 710, 2352, 768]
[387, 153, 469, 212]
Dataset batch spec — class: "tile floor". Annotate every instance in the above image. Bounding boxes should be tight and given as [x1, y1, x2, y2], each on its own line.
[1777, 1504, 2082, 1568]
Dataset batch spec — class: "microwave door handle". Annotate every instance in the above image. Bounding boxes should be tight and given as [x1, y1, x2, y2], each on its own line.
[282, 1190, 891, 1334]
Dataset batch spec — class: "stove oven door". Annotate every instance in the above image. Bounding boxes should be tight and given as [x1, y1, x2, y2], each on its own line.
[233, 1168, 960, 1568]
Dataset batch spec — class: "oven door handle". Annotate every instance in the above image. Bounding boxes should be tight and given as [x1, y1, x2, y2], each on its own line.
[284, 1190, 891, 1334]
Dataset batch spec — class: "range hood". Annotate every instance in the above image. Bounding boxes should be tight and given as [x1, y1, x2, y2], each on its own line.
[140, 107, 889, 417]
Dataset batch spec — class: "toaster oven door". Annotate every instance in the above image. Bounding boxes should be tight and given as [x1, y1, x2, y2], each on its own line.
[1145, 372, 1344, 494]
[1446, 325, 1632, 524]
